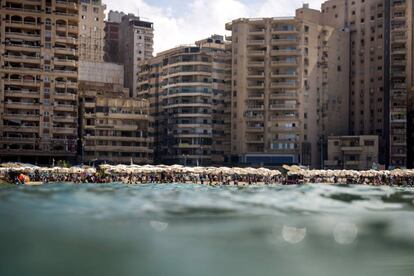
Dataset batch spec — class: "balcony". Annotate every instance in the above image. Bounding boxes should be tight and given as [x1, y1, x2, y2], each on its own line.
[270, 126, 300, 132]
[55, 81, 78, 89]
[246, 105, 264, 111]
[5, 20, 41, 29]
[270, 92, 297, 99]
[271, 28, 299, 35]
[246, 126, 264, 132]
[4, 89, 39, 98]
[54, 93, 77, 101]
[4, 6, 42, 14]
[269, 103, 297, 110]
[341, 146, 363, 152]
[4, 101, 40, 110]
[245, 115, 264, 121]
[55, 36, 77, 45]
[271, 72, 297, 78]
[246, 137, 265, 144]
[56, 24, 79, 33]
[54, 58, 78, 66]
[54, 116, 77, 123]
[249, 29, 265, 35]
[271, 38, 298, 45]
[55, 11, 78, 18]
[246, 94, 264, 100]
[5, 65, 41, 73]
[269, 114, 299, 121]
[54, 47, 77, 55]
[54, 69, 78, 77]
[247, 50, 266, 57]
[247, 83, 265, 89]
[53, 127, 77, 135]
[248, 61, 265, 67]
[4, 54, 41, 64]
[271, 60, 297, 67]
[4, 79, 41, 87]
[247, 72, 265, 78]
[270, 82, 298, 89]
[3, 113, 39, 121]
[271, 49, 300, 56]
[3, 125, 39, 133]
[56, 0, 79, 10]
[54, 104, 77, 112]
[247, 39, 265, 46]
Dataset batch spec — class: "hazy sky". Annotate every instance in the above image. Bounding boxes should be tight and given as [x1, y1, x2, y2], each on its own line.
[104, 0, 324, 54]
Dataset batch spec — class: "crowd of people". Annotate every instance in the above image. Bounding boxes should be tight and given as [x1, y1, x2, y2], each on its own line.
[1, 164, 414, 186]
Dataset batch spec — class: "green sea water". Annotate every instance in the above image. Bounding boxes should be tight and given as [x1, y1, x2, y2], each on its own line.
[0, 183, 414, 276]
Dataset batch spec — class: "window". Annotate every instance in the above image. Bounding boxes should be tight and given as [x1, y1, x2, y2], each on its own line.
[82, 5, 87, 12]
[364, 140, 375, 146]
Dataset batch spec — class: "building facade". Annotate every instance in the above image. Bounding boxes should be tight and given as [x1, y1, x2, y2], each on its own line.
[78, 0, 105, 62]
[116, 13, 154, 95]
[322, 0, 414, 168]
[226, 5, 350, 168]
[78, 61, 154, 164]
[79, 82, 154, 165]
[0, 0, 79, 164]
[103, 10, 126, 63]
[325, 135, 379, 170]
[137, 35, 231, 166]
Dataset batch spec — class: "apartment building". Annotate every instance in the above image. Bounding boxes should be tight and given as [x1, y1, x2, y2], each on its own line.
[78, 0, 106, 62]
[103, 10, 126, 63]
[78, 61, 154, 164]
[325, 135, 379, 170]
[321, 0, 414, 168]
[226, 5, 349, 168]
[115, 12, 154, 95]
[388, 0, 413, 168]
[0, 0, 79, 164]
[137, 35, 231, 166]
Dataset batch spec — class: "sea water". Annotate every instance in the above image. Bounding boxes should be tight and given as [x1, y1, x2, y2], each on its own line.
[0, 183, 414, 276]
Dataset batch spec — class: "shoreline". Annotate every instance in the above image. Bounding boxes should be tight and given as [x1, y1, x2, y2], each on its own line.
[2, 164, 414, 187]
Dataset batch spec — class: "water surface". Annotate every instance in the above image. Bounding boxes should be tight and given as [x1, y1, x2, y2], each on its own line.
[1, 183, 414, 276]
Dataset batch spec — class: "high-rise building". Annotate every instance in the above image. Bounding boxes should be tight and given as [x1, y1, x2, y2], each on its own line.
[225, 5, 350, 168]
[321, 0, 413, 169]
[78, 0, 106, 62]
[387, 0, 413, 168]
[104, 11, 154, 94]
[137, 35, 231, 166]
[103, 10, 126, 63]
[0, 0, 79, 164]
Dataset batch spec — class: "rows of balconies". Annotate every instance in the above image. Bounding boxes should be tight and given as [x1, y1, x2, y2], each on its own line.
[4, 88, 39, 98]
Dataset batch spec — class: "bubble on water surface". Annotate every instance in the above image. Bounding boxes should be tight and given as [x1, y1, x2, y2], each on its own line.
[150, 220, 169, 232]
[282, 226, 307, 244]
[334, 222, 358, 245]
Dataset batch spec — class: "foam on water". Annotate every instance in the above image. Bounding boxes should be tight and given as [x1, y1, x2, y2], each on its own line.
[1, 183, 414, 276]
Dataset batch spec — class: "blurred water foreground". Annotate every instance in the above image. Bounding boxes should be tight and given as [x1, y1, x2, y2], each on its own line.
[0, 183, 414, 276]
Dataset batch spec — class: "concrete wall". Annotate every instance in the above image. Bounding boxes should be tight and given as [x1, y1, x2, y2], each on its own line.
[78, 61, 125, 86]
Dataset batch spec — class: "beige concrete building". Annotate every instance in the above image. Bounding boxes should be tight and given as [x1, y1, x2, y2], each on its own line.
[78, 0, 105, 62]
[226, 5, 350, 168]
[0, 0, 79, 164]
[78, 61, 154, 164]
[137, 35, 231, 166]
[325, 136, 379, 170]
[321, 0, 414, 169]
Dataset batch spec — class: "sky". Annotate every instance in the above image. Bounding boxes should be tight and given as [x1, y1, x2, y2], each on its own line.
[104, 0, 324, 54]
